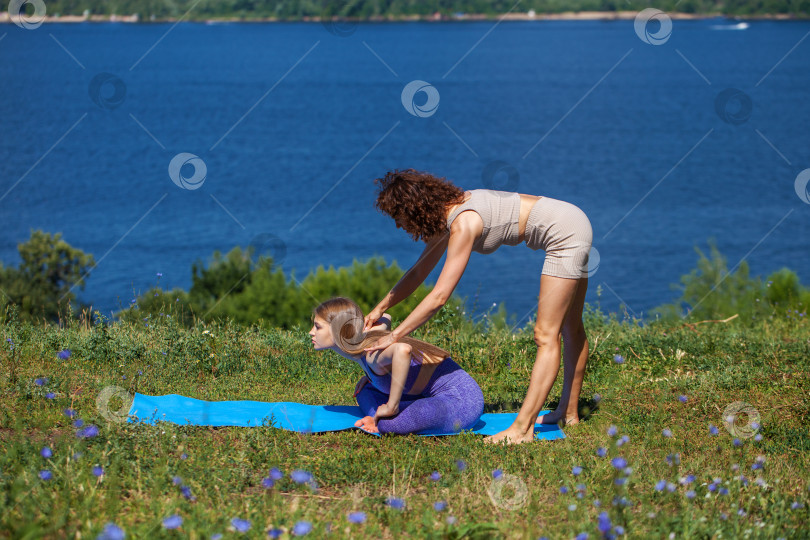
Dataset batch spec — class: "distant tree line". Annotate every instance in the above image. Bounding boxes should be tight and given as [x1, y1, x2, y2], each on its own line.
[29, 0, 810, 19]
[1, 230, 808, 328]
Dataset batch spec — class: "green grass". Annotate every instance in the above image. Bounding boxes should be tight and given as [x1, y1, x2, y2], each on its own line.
[1, 306, 809, 539]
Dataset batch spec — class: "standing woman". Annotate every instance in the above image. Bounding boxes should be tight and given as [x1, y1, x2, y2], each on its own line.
[363, 169, 593, 444]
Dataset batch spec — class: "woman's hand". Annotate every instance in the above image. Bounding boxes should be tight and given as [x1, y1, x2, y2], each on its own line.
[353, 375, 370, 397]
[373, 402, 399, 421]
[354, 415, 379, 433]
[363, 308, 385, 331]
[364, 332, 398, 354]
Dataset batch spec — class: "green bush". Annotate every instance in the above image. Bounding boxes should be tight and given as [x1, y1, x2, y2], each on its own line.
[0, 230, 95, 324]
[650, 238, 810, 326]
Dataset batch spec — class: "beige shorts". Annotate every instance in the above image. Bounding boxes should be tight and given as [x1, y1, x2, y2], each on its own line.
[524, 196, 593, 279]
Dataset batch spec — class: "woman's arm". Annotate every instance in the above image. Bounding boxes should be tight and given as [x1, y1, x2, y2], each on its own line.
[364, 233, 449, 329]
[373, 342, 412, 420]
[365, 223, 475, 352]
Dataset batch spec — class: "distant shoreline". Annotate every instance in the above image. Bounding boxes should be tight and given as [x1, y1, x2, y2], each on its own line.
[0, 10, 804, 24]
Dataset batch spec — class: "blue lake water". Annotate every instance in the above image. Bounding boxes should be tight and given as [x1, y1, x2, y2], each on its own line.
[1, 18, 809, 324]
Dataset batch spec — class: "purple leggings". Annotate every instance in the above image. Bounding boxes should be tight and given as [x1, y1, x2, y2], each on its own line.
[355, 358, 484, 435]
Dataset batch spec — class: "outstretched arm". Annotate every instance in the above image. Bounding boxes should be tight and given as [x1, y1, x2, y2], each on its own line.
[365, 224, 475, 352]
[364, 233, 449, 330]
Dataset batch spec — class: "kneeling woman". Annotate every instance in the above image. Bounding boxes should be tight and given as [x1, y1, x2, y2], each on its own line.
[310, 297, 484, 435]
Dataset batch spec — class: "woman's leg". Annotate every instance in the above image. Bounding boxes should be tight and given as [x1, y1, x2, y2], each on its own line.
[539, 276, 589, 425]
[377, 389, 482, 435]
[357, 382, 483, 435]
[486, 274, 581, 444]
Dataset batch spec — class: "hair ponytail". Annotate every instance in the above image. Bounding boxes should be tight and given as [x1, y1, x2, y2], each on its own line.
[313, 297, 449, 363]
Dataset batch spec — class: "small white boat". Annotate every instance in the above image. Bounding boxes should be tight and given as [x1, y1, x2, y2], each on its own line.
[710, 21, 749, 30]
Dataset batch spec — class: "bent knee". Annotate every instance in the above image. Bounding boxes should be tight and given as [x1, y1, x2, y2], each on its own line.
[533, 327, 561, 348]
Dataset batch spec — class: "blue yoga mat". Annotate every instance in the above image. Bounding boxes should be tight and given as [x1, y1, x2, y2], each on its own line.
[127, 393, 565, 440]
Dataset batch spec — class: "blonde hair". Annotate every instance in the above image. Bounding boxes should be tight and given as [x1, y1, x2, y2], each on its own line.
[313, 297, 448, 364]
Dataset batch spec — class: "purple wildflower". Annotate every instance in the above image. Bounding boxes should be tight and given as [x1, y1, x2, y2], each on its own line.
[41, 447, 52, 459]
[92, 466, 104, 477]
[597, 511, 611, 534]
[607, 425, 618, 437]
[572, 466, 583, 476]
[709, 424, 719, 435]
[678, 395, 688, 403]
[655, 480, 666, 491]
[162, 515, 182, 530]
[292, 522, 311, 536]
[231, 518, 251, 533]
[611, 457, 627, 469]
[686, 490, 696, 499]
[385, 497, 405, 510]
[269, 467, 283, 480]
[613, 355, 625, 364]
[433, 501, 447, 511]
[39, 470, 52, 481]
[261, 477, 275, 489]
[180, 486, 194, 500]
[97, 523, 125, 540]
[46, 392, 55, 399]
[560, 486, 569, 494]
[596, 447, 607, 457]
[57, 349, 71, 360]
[267, 529, 283, 538]
[348, 511, 367, 523]
[430, 471, 441, 481]
[291, 470, 313, 484]
[64, 408, 77, 418]
[492, 469, 503, 479]
[455, 460, 467, 471]
[662, 428, 672, 438]
[77, 425, 99, 438]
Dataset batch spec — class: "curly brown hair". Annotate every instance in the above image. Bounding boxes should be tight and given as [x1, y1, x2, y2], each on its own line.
[374, 169, 466, 241]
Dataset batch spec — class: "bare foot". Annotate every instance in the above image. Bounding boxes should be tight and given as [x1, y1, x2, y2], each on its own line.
[354, 416, 379, 434]
[537, 410, 579, 426]
[484, 427, 536, 445]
